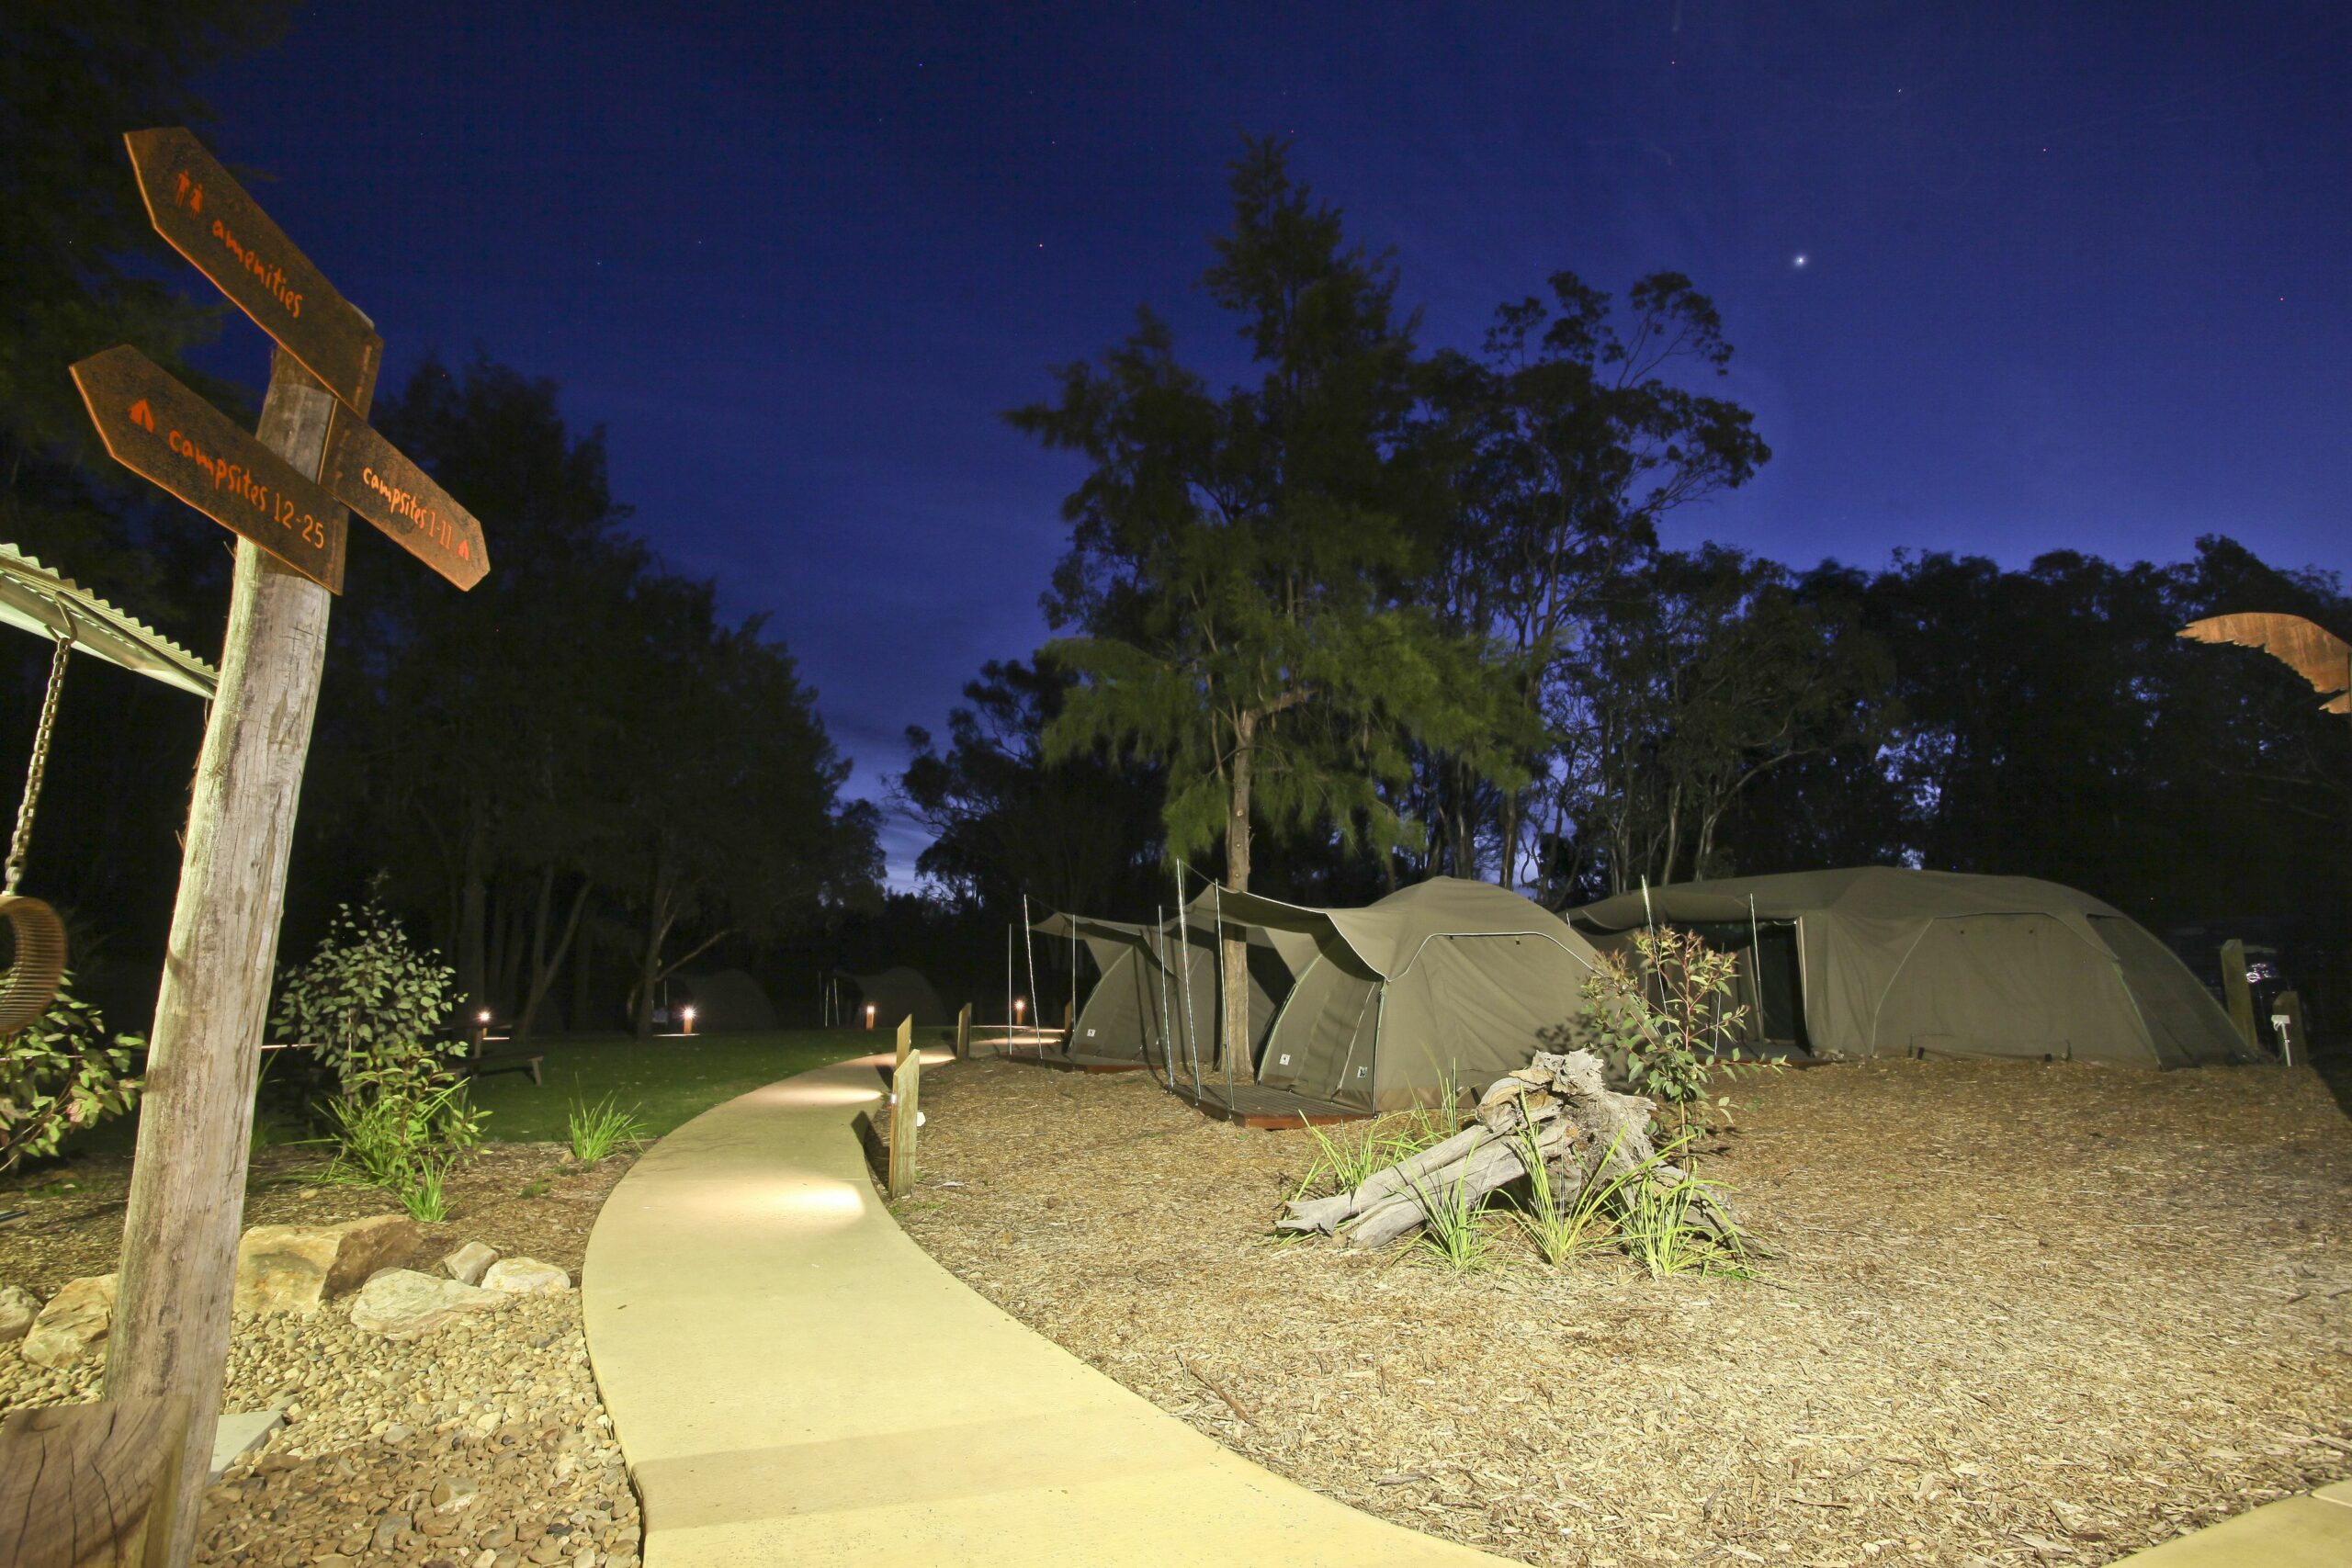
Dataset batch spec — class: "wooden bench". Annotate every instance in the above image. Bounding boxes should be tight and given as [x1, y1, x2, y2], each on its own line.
[457, 1052, 545, 1087]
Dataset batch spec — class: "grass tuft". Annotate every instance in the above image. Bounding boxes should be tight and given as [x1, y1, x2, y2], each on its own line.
[567, 1092, 650, 1163]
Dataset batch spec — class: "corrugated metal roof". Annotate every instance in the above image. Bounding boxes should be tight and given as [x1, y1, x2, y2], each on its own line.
[0, 543, 218, 699]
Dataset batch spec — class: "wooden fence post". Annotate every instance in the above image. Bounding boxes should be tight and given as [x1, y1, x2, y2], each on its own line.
[895, 1013, 912, 1069]
[955, 1001, 971, 1060]
[0, 1395, 190, 1568]
[888, 1049, 921, 1201]
[104, 352, 357, 1564]
[2219, 939, 2258, 1049]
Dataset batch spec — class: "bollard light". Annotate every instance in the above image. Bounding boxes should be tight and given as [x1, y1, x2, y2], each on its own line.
[865, 1002, 876, 1029]
[682, 1005, 696, 1035]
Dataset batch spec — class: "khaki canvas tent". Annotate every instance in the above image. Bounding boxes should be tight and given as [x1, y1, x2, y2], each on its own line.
[1217, 877, 1606, 1113]
[1568, 867, 2251, 1067]
[1031, 895, 1291, 1072]
[847, 966, 949, 1030]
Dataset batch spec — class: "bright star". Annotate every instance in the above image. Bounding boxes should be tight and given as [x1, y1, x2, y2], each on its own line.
[1792, 254, 1809, 269]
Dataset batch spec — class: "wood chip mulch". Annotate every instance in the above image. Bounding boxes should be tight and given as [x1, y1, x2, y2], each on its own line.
[893, 1055, 2352, 1568]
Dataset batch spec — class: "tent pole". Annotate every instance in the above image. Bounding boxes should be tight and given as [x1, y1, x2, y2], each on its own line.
[1021, 893, 1044, 1055]
[1005, 922, 1013, 1049]
[1175, 863, 1202, 1100]
[1154, 905, 1175, 1090]
[1215, 879, 1233, 1100]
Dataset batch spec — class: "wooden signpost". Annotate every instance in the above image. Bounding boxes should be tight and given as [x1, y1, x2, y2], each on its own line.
[71, 345, 348, 592]
[123, 129, 382, 416]
[82, 128, 492, 1568]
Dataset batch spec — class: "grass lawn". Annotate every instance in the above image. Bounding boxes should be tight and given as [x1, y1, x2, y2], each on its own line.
[463, 1026, 951, 1143]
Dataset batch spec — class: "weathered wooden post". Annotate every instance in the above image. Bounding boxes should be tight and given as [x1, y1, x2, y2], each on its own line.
[955, 1001, 971, 1060]
[888, 1048, 921, 1200]
[2218, 939, 2258, 1050]
[73, 130, 491, 1566]
[895, 1012, 912, 1069]
[0, 1396, 191, 1568]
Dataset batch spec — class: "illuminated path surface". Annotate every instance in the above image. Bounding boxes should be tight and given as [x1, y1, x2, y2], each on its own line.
[582, 1050, 1505, 1567]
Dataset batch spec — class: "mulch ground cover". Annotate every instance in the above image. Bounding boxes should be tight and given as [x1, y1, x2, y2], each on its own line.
[894, 1055, 2352, 1568]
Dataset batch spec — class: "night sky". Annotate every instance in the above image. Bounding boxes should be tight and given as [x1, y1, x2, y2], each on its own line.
[187, 3, 2351, 884]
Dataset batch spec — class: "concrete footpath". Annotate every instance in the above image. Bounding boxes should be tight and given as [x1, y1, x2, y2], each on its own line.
[582, 1051, 1503, 1567]
[2109, 1480, 2352, 1566]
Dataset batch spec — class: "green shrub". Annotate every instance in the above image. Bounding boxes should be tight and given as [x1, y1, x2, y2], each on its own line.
[273, 899, 482, 1185]
[0, 976, 141, 1173]
[1568, 925, 1773, 1139]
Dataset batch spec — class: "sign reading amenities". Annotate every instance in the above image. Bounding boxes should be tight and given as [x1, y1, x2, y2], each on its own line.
[71, 345, 347, 592]
[125, 128, 383, 416]
[322, 415, 490, 590]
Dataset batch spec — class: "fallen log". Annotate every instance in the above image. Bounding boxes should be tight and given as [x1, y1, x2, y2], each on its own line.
[1279, 1048, 1740, 1252]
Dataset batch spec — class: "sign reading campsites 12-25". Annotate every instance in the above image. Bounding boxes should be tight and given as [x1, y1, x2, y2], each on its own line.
[78, 128, 490, 593]
[72, 345, 348, 592]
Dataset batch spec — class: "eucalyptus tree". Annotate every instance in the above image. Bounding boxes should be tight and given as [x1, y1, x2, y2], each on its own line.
[1413, 272, 1770, 887]
[1010, 139, 1523, 1080]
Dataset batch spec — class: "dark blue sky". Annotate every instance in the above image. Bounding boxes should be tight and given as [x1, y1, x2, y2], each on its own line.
[193, 2, 2351, 883]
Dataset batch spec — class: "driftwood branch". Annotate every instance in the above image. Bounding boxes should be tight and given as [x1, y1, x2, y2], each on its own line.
[1278, 1050, 1738, 1251]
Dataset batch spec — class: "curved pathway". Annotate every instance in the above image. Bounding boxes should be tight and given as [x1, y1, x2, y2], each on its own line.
[583, 1051, 1505, 1567]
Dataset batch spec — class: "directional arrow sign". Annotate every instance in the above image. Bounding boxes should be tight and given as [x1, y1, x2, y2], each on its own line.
[322, 414, 491, 590]
[71, 345, 347, 592]
[125, 128, 382, 417]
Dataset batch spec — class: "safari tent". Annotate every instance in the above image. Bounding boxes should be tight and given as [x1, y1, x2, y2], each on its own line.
[846, 965, 949, 1030]
[1217, 877, 1606, 1112]
[1568, 867, 2251, 1068]
[1031, 895, 1291, 1071]
[672, 968, 777, 1032]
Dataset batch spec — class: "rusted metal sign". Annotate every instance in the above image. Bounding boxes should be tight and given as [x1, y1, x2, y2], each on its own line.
[70, 345, 347, 592]
[322, 414, 491, 590]
[124, 128, 382, 417]
[2180, 613, 2352, 715]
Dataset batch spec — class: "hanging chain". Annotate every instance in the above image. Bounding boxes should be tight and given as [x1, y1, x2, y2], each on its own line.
[7, 632, 72, 896]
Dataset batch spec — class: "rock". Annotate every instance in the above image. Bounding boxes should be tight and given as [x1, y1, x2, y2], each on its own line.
[347, 1270, 501, 1339]
[443, 1241, 502, 1286]
[481, 1258, 570, 1295]
[21, 1273, 116, 1369]
[235, 1214, 420, 1314]
[0, 1283, 39, 1343]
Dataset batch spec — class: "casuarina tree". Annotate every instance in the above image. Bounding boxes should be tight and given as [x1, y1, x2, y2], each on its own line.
[1009, 138, 1524, 1080]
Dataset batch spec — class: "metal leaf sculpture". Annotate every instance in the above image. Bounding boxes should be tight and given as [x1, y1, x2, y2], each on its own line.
[2179, 613, 2352, 715]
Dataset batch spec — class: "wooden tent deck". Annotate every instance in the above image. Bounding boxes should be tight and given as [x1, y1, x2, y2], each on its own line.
[1002, 1050, 1153, 1075]
[1167, 1078, 1374, 1130]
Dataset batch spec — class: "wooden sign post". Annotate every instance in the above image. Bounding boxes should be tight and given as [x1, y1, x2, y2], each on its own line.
[888, 1049, 921, 1201]
[895, 1012, 914, 1070]
[85, 129, 491, 1568]
[955, 1001, 972, 1060]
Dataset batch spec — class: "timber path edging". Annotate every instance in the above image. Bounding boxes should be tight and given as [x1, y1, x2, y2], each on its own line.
[582, 1050, 1510, 1567]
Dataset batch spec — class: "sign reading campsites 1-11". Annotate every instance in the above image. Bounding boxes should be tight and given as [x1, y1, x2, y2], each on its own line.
[322, 416, 489, 590]
[71, 345, 348, 592]
[78, 127, 490, 592]
[124, 128, 383, 417]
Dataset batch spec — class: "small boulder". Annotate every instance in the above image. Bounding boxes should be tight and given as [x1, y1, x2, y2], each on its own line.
[481, 1258, 569, 1295]
[441, 1241, 501, 1286]
[236, 1214, 419, 1314]
[21, 1273, 117, 1369]
[0, 1283, 39, 1343]
[347, 1269, 500, 1339]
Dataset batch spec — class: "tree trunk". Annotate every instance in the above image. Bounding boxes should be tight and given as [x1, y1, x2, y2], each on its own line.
[1221, 716, 1256, 1082]
[458, 832, 488, 1015]
[633, 863, 673, 1039]
[570, 920, 595, 1035]
[517, 869, 589, 1043]
[106, 351, 348, 1567]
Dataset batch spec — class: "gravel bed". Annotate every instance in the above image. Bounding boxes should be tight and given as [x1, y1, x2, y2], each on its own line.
[894, 1055, 2352, 1568]
[1, 1141, 643, 1567]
